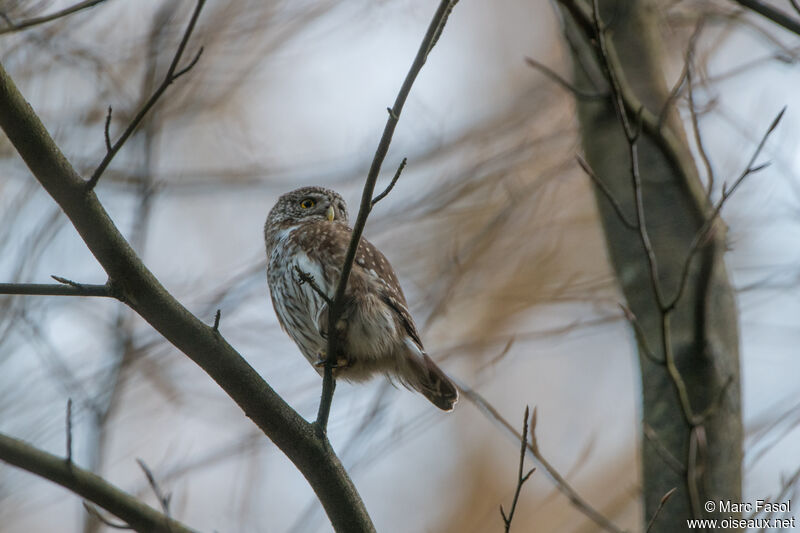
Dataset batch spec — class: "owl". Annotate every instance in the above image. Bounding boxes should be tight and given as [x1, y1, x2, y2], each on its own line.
[264, 186, 458, 411]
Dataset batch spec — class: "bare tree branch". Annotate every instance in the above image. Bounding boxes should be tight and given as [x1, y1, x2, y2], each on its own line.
[66, 398, 74, 464]
[556, 0, 704, 198]
[104, 106, 113, 152]
[666, 107, 785, 312]
[459, 385, 625, 533]
[584, 0, 669, 315]
[136, 459, 171, 517]
[500, 406, 535, 532]
[0, 433, 196, 533]
[0, 42, 375, 533]
[317, 0, 459, 434]
[83, 504, 133, 530]
[524, 56, 606, 99]
[688, 76, 714, 197]
[85, 0, 206, 191]
[371, 157, 407, 208]
[0, 0, 112, 35]
[643, 424, 685, 475]
[0, 282, 113, 297]
[730, 0, 800, 36]
[575, 154, 636, 230]
[645, 488, 677, 533]
[562, 2, 763, 527]
[0, 0, 466, 529]
[293, 267, 332, 307]
[658, 18, 705, 132]
[619, 304, 663, 365]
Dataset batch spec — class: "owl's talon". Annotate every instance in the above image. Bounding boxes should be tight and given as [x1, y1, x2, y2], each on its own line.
[314, 354, 350, 370]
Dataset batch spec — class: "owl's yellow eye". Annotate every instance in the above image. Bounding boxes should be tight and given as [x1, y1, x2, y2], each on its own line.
[299, 198, 316, 209]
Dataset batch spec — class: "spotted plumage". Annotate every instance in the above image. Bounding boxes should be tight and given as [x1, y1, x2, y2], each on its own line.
[264, 186, 458, 411]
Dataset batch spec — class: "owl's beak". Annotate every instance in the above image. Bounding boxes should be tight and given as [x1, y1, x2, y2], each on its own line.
[326, 205, 335, 221]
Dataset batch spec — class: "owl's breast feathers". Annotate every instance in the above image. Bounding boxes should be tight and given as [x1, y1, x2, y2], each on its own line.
[270, 221, 423, 350]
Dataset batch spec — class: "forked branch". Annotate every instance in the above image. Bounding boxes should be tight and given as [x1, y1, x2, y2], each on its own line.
[85, 0, 206, 191]
[666, 107, 785, 313]
[0, 276, 113, 297]
[500, 406, 536, 532]
[0, 0, 112, 35]
[0, 433, 195, 533]
[730, 0, 800, 36]
[460, 385, 625, 533]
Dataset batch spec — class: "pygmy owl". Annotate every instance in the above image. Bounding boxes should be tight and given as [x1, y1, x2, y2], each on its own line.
[264, 186, 458, 411]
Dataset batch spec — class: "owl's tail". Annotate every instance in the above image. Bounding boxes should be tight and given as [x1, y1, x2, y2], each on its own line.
[407, 353, 459, 411]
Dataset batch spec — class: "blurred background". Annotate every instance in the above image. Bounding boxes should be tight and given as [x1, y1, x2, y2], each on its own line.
[0, 0, 798, 531]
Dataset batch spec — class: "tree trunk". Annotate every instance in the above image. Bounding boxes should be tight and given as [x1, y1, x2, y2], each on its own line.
[561, 1, 743, 530]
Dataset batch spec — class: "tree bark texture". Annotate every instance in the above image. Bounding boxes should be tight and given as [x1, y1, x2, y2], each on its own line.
[561, 1, 743, 530]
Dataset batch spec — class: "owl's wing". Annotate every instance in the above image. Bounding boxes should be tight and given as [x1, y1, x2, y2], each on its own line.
[298, 221, 424, 348]
[379, 292, 423, 349]
[352, 237, 425, 350]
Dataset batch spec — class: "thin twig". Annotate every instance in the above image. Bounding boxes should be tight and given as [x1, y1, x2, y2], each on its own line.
[676, 19, 714, 195]
[66, 398, 73, 464]
[730, 0, 800, 37]
[85, 0, 206, 191]
[645, 488, 677, 533]
[658, 65, 688, 132]
[212, 309, 221, 332]
[687, 426, 706, 520]
[748, 464, 800, 526]
[0, 282, 112, 297]
[643, 424, 686, 474]
[618, 304, 663, 364]
[290, 263, 338, 439]
[576, 154, 636, 230]
[136, 459, 171, 517]
[482, 337, 516, 369]
[371, 158, 407, 207]
[314, 365, 336, 439]
[687, 67, 715, 196]
[0, 0, 111, 35]
[52, 274, 84, 288]
[665, 107, 785, 312]
[657, 19, 705, 132]
[82, 503, 134, 530]
[661, 313, 698, 425]
[104, 106, 113, 152]
[524, 57, 606, 99]
[696, 375, 734, 422]
[293, 266, 333, 307]
[0, 433, 194, 532]
[500, 406, 535, 532]
[459, 385, 625, 533]
[317, 0, 458, 434]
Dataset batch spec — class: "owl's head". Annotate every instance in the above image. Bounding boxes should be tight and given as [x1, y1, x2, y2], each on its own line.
[265, 186, 349, 235]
